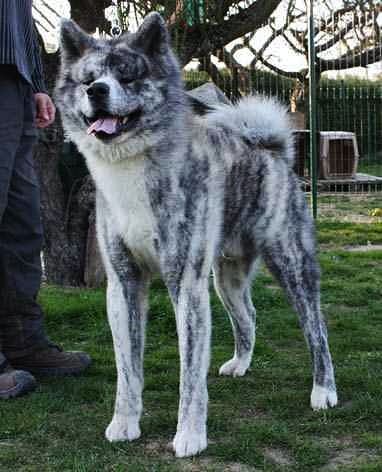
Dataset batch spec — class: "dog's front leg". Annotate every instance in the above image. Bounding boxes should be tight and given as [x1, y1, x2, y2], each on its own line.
[97, 207, 149, 442]
[104, 267, 149, 443]
[171, 276, 211, 457]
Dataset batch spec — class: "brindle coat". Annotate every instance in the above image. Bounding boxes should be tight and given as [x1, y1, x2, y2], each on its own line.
[56, 13, 337, 457]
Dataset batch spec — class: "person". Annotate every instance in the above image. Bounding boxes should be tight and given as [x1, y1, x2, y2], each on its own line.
[0, 0, 91, 400]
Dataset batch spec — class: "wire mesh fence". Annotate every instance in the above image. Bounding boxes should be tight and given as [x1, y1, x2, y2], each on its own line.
[178, 1, 382, 221]
[34, 0, 382, 222]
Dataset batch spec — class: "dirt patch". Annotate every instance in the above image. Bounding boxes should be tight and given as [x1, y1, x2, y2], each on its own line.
[179, 459, 258, 472]
[177, 458, 214, 472]
[144, 439, 166, 453]
[344, 244, 382, 252]
[263, 447, 295, 467]
[144, 441, 258, 471]
[321, 448, 379, 471]
[0, 441, 17, 447]
[320, 244, 382, 252]
[238, 408, 269, 420]
[318, 194, 382, 223]
[323, 214, 380, 224]
[338, 400, 353, 409]
[144, 439, 174, 459]
[324, 304, 357, 315]
[223, 463, 258, 472]
[319, 437, 379, 471]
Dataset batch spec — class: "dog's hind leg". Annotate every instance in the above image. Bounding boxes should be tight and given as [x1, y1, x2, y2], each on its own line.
[262, 225, 337, 411]
[213, 257, 258, 377]
[97, 201, 149, 442]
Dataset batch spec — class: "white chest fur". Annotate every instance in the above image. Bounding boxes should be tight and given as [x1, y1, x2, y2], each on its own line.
[87, 154, 158, 270]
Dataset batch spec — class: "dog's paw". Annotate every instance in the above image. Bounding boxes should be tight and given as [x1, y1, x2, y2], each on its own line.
[219, 357, 250, 377]
[105, 416, 141, 442]
[310, 384, 338, 410]
[173, 430, 207, 457]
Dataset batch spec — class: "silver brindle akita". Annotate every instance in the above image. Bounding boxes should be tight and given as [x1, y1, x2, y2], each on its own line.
[56, 13, 337, 457]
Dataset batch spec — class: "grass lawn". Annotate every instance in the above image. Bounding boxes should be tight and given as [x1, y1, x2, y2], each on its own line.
[358, 161, 382, 178]
[317, 195, 382, 223]
[1, 222, 382, 471]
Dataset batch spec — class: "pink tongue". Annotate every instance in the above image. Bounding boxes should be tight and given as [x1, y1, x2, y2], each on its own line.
[87, 117, 119, 135]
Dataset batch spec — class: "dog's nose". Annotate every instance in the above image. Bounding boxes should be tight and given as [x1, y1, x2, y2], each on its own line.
[87, 82, 110, 100]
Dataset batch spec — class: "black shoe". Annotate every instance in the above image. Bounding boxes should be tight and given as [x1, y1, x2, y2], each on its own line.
[9, 342, 91, 376]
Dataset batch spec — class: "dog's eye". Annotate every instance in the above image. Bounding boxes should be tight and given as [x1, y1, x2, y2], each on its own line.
[120, 77, 134, 85]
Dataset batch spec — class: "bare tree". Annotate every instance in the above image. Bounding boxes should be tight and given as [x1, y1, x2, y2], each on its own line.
[111, 0, 282, 65]
[219, 0, 381, 105]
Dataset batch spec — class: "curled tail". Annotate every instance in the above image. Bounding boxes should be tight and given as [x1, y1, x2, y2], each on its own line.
[206, 95, 295, 166]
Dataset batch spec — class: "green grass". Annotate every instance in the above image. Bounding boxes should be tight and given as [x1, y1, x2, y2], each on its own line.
[1, 224, 382, 471]
[316, 195, 382, 223]
[358, 153, 382, 178]
[358, 162, 382, 177]
[317, 221, 382, 248]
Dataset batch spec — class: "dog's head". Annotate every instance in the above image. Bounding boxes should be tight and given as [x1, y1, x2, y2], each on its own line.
[56, 13, 185, 151]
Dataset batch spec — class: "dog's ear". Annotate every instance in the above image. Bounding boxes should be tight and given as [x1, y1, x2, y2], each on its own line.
[59, 19, 95, 62]
[133, 12, 169, 56]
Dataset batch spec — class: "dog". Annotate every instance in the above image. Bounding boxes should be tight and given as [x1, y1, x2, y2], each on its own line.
[55, 12, 337, 457]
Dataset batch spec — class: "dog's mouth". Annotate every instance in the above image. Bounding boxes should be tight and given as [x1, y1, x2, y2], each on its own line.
[84, 109, 142, 141]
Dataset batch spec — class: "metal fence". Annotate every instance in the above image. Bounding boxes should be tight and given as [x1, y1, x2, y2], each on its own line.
[180, 1, 382, 221]
[35, 0, 382, 222]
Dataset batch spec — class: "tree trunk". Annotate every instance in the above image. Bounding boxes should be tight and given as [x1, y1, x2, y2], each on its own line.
[34, 49, 94, 285]
[34, 0, 108, 286]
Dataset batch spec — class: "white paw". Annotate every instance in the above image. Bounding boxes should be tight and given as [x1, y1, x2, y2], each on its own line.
[173, 430, 207, 457]
[310, 384, 338, 410]
[219, 357, 250, 377]
[105, 416, 141, 442]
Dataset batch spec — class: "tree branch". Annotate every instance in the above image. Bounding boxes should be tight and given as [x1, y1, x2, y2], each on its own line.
[257, 56, 306, 81]
[40, 0, 62, 19]
[282, 31, 306, 55]
[172, 0, 282, 65]
[316, 8, 371, 53]
[32, 5, 56, 30]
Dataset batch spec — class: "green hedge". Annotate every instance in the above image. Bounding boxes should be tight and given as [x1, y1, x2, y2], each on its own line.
[184, 70, 382, 161]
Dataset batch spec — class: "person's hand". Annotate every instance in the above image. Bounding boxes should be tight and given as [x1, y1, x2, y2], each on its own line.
[34, 93, 56, 128]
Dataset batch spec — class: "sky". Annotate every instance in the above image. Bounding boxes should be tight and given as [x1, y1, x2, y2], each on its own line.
[32, 0, 381, 79]
[32, 0, 70, 51]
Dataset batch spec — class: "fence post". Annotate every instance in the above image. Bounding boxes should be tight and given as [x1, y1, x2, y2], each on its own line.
[307, 0, 318, 218]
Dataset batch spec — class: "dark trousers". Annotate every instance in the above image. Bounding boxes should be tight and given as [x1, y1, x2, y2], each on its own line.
[0, 65, 46, 360]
